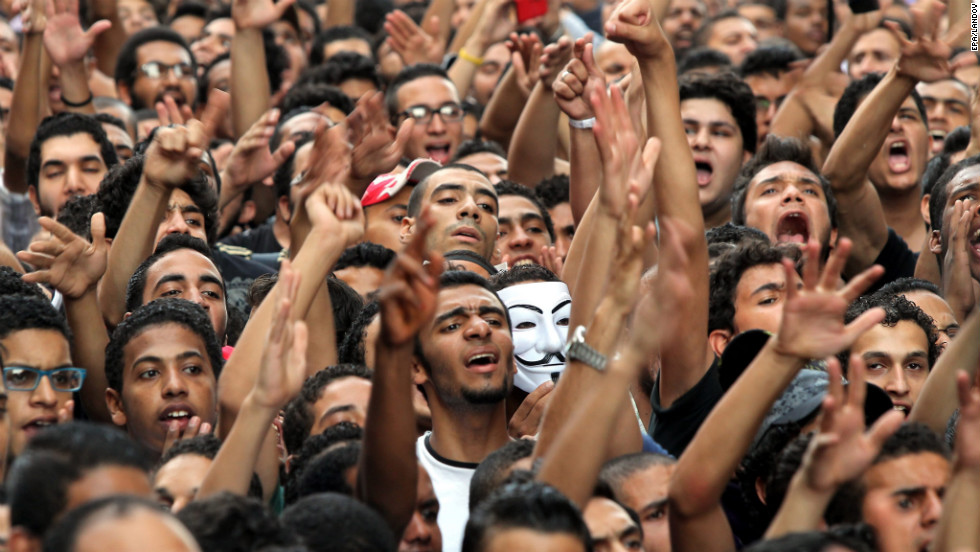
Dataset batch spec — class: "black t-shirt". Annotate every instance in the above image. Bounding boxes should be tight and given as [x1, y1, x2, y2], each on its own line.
[219, 223, 283, 255]
[868, 228, 918, 293]
[648, 358, 724, 458]
[213, 245, 277, 315]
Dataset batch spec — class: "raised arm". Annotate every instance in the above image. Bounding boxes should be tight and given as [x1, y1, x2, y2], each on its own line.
[90, 0, 128, 76]
[42, 0, 110, 114]
[478, 33, 541, 149]
[446, 0, 513, 105]
[668, 239, 886, 552]
[933, 372, 980, 552]
[18, 214, 112, 422]
[358, 210, 443, 535]
[4, 0, 47, 194]
[230, 0, 293, 137]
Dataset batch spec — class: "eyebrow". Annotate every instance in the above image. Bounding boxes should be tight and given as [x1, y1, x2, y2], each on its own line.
[434, 305, 507, 326]
[320, 404, 355, 422]
[757, 174, 821, 187]
[500, 212, 545, 227]
[153, 272, 224, 292]
[509, 304, 542, 314]
[751, 282, 784, 296]
[132, 350, 204, 367]
[643, 498, 669, 511]
[431, 183, 499, 205]
[951, 182, 979, 196]
[169, 203, 202, 214]
[384, 203, 408, 213]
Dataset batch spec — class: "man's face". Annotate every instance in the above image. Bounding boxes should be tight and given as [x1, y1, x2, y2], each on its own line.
[457, 152, 508, 184]
[402, 169, 499, 260]
[930, 164, 980, 281]
[123, 41, 197, 110]
[704, 17, 758, 67]
[596, 41, 633, 84]
[682, 98, 747, 223]
[308, 376, 373, 439]
[396, 76, 464, 164]
[107, 323, 219, 454]
[548, 203, 575, 261]
[74, 507, 199, 552]
[271, 21, 309, 77]
[190, 18, 234, 67]
[742, 161, 835, 248]
[496, 195, 553, 267]
[117, 0, 158, 35]
[141, 249, 227, 340]
[915, 80, 970, 156]
[903, 290, 959, 351]
[169, 15, 205, 45]
[615, 464, 676, 552]
[852, 320, 930, 415]
[364, 185, 414, 251]
[861, 452, 949, 552]
[732, 263, 794, 336]
[848, 29, 900, 80]
[471, 43, 510, 106]
[279, 112, 331, 146]
[868, 96, 929, 196]
[744, 72, 795, 148]
[737, 4, 782, 41]
[414, 285, 514, 409]
[32, 133, 108, 217]
[661, 0, 706, 52]
[0, 20, 20, 79]
[497, 281, 570, 393]
[783, 0, 827, 55]
[153, 189, 209, 245]
[583, 497, 644, 552]
[102, 123, 135, 162]
[153, 452, 212, 512]
[399, 465, 442, 552]
[1, 329, 73, 458]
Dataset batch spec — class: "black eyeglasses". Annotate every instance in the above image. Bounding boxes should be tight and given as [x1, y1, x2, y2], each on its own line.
[137, 61, 195, 80]
[3, 366, 86, 392]
[397, 103, 465, 125]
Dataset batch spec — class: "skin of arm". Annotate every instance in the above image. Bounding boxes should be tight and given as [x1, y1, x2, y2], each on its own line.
[5, 30, 44, 193]
[324, 0, 355, 28]
[90, 0, 128, 76]
[448, 0, 492, 53]
[506, 78, 562, 186]
[42, 0, 110, 115]
[933, 372, 980, 552]
[908, 309, 980, 433]
[447, 0, 511, 106]
[478, 35, 541, 149]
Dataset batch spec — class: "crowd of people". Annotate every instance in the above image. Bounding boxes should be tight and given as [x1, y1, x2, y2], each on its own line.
[0, 0, 974, 548]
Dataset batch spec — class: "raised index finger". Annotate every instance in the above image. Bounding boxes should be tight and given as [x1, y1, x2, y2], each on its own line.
[198, 89, 230, 141]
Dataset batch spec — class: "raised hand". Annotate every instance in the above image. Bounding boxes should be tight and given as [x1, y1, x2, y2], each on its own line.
[538, 36, 573, 92]
[249, 260, 309, 410]
[605, 0, 670, 60]
[348, 92, 414, 184]
[941, 200, 979, 321]
[507, 32, 543, 97]
[293, 120, 352, 202]
[43, 0, 110, 67]
[888, 0, 955, 83]
[162, 414, 213, 453]
[143, 90, 229, 189]
[18, 214, 108, 300]
[16, 0, 47, 34]
[553, 34, 606, 121]
[154, 95, 195, 129]
[772, 238, 886, 360]
[304, 179, 365, 246]
[232, 0, 295, 30]
[953, 371, 980, 469]
[384, 10, 445, 67]
[798, 356, 904, 493]
[592, 84, 657, 217]
[376, 208, 444, 347]
[508, 380, 554, 438]
[223, 108, 297, 194]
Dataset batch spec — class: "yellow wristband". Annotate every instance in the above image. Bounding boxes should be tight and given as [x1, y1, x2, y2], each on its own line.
[458, 48, 484, 65]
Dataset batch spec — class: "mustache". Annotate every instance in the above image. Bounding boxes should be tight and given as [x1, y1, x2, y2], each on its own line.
[516, 352, 566, 366]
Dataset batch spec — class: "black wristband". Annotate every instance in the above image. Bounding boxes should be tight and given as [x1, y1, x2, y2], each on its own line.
[60, 92, 93, 108]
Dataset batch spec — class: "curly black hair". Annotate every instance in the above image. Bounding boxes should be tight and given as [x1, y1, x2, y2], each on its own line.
[841, 293, 941, 370]
[489, 264, 560, 291]
[281, 364, 372, 456]
[55, 194, 98, 241]
[833, 72, 928, 138]
[285, 421, 363, 505]
[494, 180, 556, 242]
[0, 267, 47, 301]
[27, 113, 118, 207]
[278, 83, 355, 117]
[338, 300, 380, 366]
[534, 174, 569, 210]
[739, 42, 804, 78]
[708, 241, 795, 334]
[309, 25, 374, 66]
[334, 242, 396, 271]
[0, 295, 71, 344]
[177, 492, 299, 551]
[679, 70, 757, 153]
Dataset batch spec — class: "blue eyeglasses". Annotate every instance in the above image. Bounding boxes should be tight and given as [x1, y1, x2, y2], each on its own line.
[2, 367, 87, 392]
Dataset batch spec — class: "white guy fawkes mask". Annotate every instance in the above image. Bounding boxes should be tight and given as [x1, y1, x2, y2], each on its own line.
[497, 281, 571, 393]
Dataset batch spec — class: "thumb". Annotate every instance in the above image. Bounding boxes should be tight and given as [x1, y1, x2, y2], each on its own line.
[423, 14, 440, 37]
[272, 139, 297, 167]
[84, 19, 112, 41]
[90, 212, 107, 245]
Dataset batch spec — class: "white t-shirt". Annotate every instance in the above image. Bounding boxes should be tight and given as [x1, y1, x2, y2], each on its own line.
[417, 432, 478, 552]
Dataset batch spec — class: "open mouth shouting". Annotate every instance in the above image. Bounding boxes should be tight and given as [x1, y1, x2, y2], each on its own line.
[929, 130, 946, 152]
[694, 157, 714, 187]
[425, 142, 452, 164]
[465, 347, 501, 375]
[775, 211, 810, 244]
[971, 224, 980, 262]
[886, 139, 912, 174]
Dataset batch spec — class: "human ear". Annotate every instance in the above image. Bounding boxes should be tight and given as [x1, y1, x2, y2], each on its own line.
[708, 329, 733, 358]
[105, 388, 128, 428]
[400, 216, 415, 245]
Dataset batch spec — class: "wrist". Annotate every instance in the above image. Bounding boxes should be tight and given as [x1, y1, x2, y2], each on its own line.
[458, 47, 485, 66]
[766, 337, 811, 368]
[242, 392, 283, 419]
[568, 117, 595, 129]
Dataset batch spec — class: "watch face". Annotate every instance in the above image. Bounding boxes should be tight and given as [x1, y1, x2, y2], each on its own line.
[497, 281, 572, 393]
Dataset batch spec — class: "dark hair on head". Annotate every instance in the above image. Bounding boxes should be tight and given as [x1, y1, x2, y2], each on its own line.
[0, 267, 48, 300]
[598, 452, 677, 500]
[385, 63, 453, 117]
[105, 298, 223, 392]
[876, 277, 941, 298]
[761, 430, 811, 520]
[55, 193, 96, 240]
[202, 4, 232, 22]
[736, 422, 808, 537]
[114, 27, 197, 105]
[469, 439, 536, 510]
[739, 42, 803, 78]
[0, 294, 71, 344]
[679, 71, 757, 153]
[706, 223, 771, 247]
[124, 233, 222, 314]
[96, 154, 219, 244]
[463, 481, 592, 552]
[93, 112, 129, 134]
[841, 293, 941, 370]
[921, 154, 951, 205]
[943, 125, 970, 156]
[295, 441, 361, 499]
[43, 495, 182, 552]
[93, 96, 139, 138]
[334, 242, 396, 271]
[535, 174, 570, 209]
[494, 180, 556, 241]
[880, 16, 913, 40]
[834, 72, 928, 138]
[9, 422, 153, 538]
[28, 113, 118, 199]
[283, 493, 397, 551]
[731, 135, 839, 230]
[708, 241, 794, 333]
[929, 154, 980, 239]
[271, 108, 324, 152]
[444, 250, 499, 276]
[281, 364, 372, 455]
[355, 0, 393, 35]
[273, 133, 314, 201]
[310, 25, 374, 66]
[489, 264, 560, 291]
[338, 300, 380, 366]
[826, 423, 949, 525]
[329, 276, 365, 346]
[278, 83, 355, 117]
[694, 10, 751, 46]
[677, 47, 733, 76]
[285, 422, 363, 505]
[0, 76, 13, 91]
[157, 433, 222, 469]
[741, 524, 877, 552]
[248, 273, 279, 310]
[168, 0, 208, 21]
[407, 163, 493, 217]
[176, 492, 299, 552]
[453, 140, 508, 162]
[311, 51, 384, 92]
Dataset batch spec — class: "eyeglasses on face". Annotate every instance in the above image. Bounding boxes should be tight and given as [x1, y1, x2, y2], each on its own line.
[396, 103, 465, 125]
[2, 366, 86, 392]
[137, 61, 195, 80]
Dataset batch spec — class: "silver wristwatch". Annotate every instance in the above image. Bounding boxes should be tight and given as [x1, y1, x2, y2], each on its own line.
[563, 325, 607, 371]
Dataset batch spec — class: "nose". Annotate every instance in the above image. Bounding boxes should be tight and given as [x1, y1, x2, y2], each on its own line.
[65, 167, 87, 196]
[162, 368, 189, 398]
[884, 368, 910, 398]
[691, 126, 710, 149]
[781, 183, 804, 204]
[679, 9, 694, 24]
[464, 314, 492, 340]
[29, 376, 58, 407]
[456, 195, 481, 222]
[889, 113, 903, 132]
[403, 512, 432, 544]
[508, 226, 532, 250]
[427, 111, 447, 135]
[164, 211, 191, 236]
[921, 489, 943, 528]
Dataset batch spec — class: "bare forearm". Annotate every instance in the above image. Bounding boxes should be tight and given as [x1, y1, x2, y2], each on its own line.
[57, 62, 96, 114]
[324, 0, 355, 27]
[91, 0, 127, 75]
[6, 34, 44, 190]
[448, 0, 490, 53]
[568, 127, 600, 223]
[764, 473, 835, 539]
[66, 290, 111, 422]
[422, 0, 453, 51]
[507, 82, 561, 187]
[934, 470, 980, 552]
[909, 311, 980, 433]
[231, 28, 270, 138]
[199, 396, 278, 499]
[479, 67, 527, 149]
